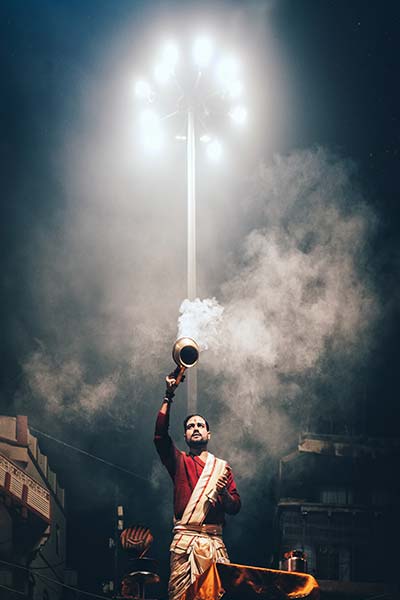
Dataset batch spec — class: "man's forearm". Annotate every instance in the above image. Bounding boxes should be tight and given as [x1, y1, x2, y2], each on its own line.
[154, 398, 177, 476]
[154, 373, 175, 437]
[154, 400, 171, 436]
[159, 398, 171, 416]
[159, 369, 177, 416]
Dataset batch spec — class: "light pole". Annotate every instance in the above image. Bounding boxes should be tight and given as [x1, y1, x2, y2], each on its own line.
[187, 108, 196, 302]
[135, 38, 247, 412]
[186, 107, 198, 411]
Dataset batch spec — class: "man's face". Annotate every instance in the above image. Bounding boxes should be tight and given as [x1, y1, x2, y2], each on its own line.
[184, 416, 210, 448]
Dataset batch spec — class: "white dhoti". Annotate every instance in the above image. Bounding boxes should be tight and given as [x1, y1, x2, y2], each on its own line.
[168, 453, 229, 600]
[169, 524, 229, 600]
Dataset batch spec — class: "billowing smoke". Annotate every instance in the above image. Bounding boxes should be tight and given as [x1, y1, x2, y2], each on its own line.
[7, 3, 379, 485]
[177, 298, 224, 351]
[22, 351, 118, 421]
[12, 104, 380, 565]
[197, 148, 379, 475]
[160, 147, 379, 481]
[16, 147, 379, 468]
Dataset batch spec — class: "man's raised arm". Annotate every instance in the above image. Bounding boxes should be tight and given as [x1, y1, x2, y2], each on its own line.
[153, 369, 182, 476]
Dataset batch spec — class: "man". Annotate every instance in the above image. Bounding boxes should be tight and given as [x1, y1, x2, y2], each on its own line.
[154, 369, 241, 600]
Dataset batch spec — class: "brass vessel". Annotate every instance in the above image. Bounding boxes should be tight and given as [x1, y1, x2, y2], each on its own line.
[172, 337, 200, 368]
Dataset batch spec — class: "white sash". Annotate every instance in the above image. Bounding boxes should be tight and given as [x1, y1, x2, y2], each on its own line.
[180, 452, 227, 525]
[170, 452, 227, 554]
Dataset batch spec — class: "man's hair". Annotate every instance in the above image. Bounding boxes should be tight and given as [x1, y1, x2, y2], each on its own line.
[183, 414, 210, 432]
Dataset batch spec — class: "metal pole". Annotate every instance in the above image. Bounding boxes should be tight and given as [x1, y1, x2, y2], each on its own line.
[187, 108, 197, 413]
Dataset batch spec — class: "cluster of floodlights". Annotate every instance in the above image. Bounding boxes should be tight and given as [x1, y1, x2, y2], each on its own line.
[134, 38, 248, 157]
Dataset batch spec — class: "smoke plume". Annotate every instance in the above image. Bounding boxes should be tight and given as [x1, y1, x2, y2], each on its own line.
[197, 148, 379, 473]
[177, 298, 224, 351]
[16, 146, 379, 465]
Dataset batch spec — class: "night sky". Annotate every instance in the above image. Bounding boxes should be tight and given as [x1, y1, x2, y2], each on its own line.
[1, 0, 399, 596]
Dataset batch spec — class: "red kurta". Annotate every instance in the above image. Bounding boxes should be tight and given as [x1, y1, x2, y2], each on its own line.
[154, 410, 241, 524]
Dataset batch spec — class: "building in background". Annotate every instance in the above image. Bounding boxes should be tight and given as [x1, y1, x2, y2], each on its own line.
[0, 415, 67, 599]
[274, 432, 400, 599]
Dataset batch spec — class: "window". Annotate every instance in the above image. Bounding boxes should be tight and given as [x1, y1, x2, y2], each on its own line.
[320, 487, 353, 505]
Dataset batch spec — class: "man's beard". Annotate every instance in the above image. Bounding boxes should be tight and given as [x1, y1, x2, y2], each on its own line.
[189, 438, 208, 449]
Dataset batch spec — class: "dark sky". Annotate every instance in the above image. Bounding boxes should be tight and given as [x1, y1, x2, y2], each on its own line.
[1, 0, 399, 595]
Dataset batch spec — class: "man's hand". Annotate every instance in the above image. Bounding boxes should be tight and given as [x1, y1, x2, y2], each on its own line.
[165, 371, 178, 390]
[216, 468, 230, 496]
[164, 367, 185, 400]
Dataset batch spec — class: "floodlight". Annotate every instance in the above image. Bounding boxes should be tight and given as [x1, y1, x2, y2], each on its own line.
[207, 139, 222, 161]
[193, 37, 213, 68]
[135, 80, 152, 99]
[229, 106, 247, 125]
[154, 41, 179, 85]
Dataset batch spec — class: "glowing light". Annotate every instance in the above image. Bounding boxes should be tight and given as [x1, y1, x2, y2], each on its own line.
[193, 37, 213, 68]
[229, 106, 247, 125]
[200, 134, 211, 143]
[216, 56, 239, 87]
[135, 80, 152, 99]
[207, 139, 222, 161]
[154, 41, 179, 84]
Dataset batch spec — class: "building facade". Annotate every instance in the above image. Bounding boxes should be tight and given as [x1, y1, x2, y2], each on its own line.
[0, 415, 67, 599]
[274, 432, 400, 599]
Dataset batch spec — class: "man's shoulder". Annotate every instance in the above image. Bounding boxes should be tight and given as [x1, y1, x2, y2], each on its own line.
[211, 453, 228, 467]
[210, 451, 226, 461]
[174, 447, 188, 459]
